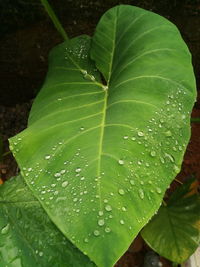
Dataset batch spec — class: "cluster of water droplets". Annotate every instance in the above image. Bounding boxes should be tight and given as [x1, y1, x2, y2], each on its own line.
[9, 80, 190, 246]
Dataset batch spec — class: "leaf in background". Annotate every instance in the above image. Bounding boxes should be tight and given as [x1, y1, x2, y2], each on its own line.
[141, 178, 200, 263]
[0, 175, 95, 267]
[9, 5, 196, 267]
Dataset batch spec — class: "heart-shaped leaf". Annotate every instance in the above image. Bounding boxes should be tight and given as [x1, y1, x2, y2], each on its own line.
[0, 175, 95, 267]
[141, 179, 200, 263]
[9, 5, 196, 267]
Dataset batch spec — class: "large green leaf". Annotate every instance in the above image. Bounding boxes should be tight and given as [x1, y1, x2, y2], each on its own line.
[0, 175, 95, 267]
[141, 179, 200, 263]
[9, 5, 196, 267]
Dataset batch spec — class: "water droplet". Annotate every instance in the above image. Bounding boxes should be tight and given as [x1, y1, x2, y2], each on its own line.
[165, 130, 172, 137]
[150, 151, 156, 157]
[123, 136, 128, 140]
[45, 155, 51, 160]
[60, 170, 66, 174]
[93, 230, 100, 236]
[105, 205, 112, 211]
[75, 168, 81, 173]
[138, 189, 144, 199]
[131, 137, 136, 141]
[84, 238, 89, 243]
[39, 251, 43, 257]
[174, 165, 180, 174]
[1, 224, 10, 234]
[98, 219, 105, 226]
[99, 211, 104, 216]
[80, 127, 84, 131]
[105, 227, 111, 233]
[54, 173, 61, 178]
[165, 153, 174, 162]
[156, 187, 162, 194]
[62, 181, 68, 188]
[122, 207, 127, 211]
[137, 131, 144, 137]
[160, 157, 165, 164]
[118, 159, 124, 165]
[120, 220, 125, 225]
[130, 180, 135, 185]
[118, 189, 125, 195]
[73, 198, 78, 202]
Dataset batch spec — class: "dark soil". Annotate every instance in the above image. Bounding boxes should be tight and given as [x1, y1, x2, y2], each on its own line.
[0, 0, 200, 266]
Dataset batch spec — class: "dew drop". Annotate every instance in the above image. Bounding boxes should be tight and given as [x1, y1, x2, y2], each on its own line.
[118, 189, 125, 195]
[118, 159, 124, 165]
[62, 181, 68, 188]
[105, 227, 111, 233]
[54, 173, 61, 178]
[60, 170, 66, 174]
[137, 131, 144, 137]
[98, 219, 105, 226]
[93, 230, 100, 236]
[98, 211, 104, 216]
[156, 187, 162, 194]
[84, 238, 89, 243]
[150, 151, 156, 157]
[120, 220, 125, 225]
[45, 155, 51, 160]
[131, 137, 136, 141]
[160, 157, 165, 164]
[122, 207, 127, 211]
[75, 168, 82, 173]
[105, 205, 112, 211]
[165, 153, 174, 162]
[123, 136, 129, 140]
[138, 189, 144, 199]
[80, 127, 84, 131]
[130, 180, 135, 185]
[165, 130, 172, 137]
[174, 165, 180, 174]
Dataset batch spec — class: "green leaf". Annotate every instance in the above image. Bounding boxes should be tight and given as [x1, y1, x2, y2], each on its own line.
[0, 175, 95, 267]
[9, 5, 196, 267]
[141, 179, 200, 263]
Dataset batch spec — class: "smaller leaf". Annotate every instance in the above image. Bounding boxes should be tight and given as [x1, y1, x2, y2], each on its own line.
[141, 178, 200, 263]
[0, 175, 95, 267]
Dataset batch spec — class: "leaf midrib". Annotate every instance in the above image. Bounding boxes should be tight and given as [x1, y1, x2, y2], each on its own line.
[95, 7, 118, 209]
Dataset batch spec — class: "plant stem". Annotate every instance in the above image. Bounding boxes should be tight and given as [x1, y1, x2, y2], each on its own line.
[40, 0, 69, 41]
[174, 178, 183, 185]
[191, 117, 200, 123]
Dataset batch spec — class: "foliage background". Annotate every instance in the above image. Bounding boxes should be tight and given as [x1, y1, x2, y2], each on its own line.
[0, 0, 200, 105]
